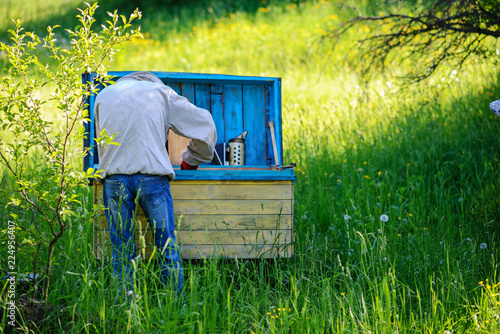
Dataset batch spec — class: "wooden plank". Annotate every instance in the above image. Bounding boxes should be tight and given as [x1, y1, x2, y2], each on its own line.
[194, 84, 214, 166]
[224, 85, 244, 143]
[93, 239, 293, 259]
[180, 244, 293, 259]
[93, 228, 112, 259]
[243, 85, 267, 165]
[93, 228, 293, 256]
[178, 229, 292, 245]
[108, 71, 280, 86]
[96, 227, 291, 247]
[211, 85, 225, 145]
[97, 206, 293, 230]
[98, 212, 108, 229]
[174, 199, 292, 215]
[167, 82, 182, 95]
[173, 169, 296, 181]
[130, 213, 292, 230]
[168, 130, 191, 166]
[175, 214, 292, 230]
[195, 84, 211, 111]
[182, 83, 195, 104]
[171, 183, 292, 200]
[171, 180, 293, 185]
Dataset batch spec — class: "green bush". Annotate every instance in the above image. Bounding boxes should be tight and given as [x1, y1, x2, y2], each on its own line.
[0, 2, 142, 300]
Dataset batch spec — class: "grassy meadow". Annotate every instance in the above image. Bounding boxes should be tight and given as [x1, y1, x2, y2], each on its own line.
[1, 0, 500, 332]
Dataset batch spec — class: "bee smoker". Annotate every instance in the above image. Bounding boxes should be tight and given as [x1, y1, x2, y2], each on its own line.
[227, 131, 248, 166]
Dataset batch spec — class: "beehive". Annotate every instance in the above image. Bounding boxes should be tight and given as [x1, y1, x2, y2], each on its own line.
[84, 72, 295, 259]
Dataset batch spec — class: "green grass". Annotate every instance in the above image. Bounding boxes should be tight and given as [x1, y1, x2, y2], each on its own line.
[1, 0, 500, 333]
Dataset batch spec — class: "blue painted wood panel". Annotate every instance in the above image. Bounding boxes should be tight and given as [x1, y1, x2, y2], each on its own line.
[167, 82, 182, 95]
[182, 83, 195, 104]
[83, 72, 286, 176]
[210, 85, 224, 145]
[195, 84, 211, 112]
[175, 168, 296, 181]
[224, 85, 244, 143]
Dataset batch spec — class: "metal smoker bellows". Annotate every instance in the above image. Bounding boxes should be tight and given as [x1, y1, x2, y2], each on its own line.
[227, 131, 248, 166]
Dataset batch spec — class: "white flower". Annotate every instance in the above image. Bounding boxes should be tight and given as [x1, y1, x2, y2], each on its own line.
[458, 197, 463, 203]
[380, 214, 389, 222]
[480, 243, 487, 250]
[344, 214, 351, 221]
[127, 290, 139, 298]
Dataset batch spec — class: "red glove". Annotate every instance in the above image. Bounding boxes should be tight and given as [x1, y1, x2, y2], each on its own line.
[181, 161, 198, 170]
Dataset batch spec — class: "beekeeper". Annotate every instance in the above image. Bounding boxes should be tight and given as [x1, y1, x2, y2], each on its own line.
[94, 71, 217, 295]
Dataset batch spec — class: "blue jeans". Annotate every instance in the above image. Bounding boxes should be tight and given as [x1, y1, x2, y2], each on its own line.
[102, 174, 184, 294]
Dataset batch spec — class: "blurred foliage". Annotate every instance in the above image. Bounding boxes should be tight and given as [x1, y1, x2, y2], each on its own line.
[0, 0, 305, 41]
[98, 0, 301, 13]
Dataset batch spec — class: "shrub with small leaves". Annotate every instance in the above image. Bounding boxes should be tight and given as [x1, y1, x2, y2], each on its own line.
[0, 2, 142, 300]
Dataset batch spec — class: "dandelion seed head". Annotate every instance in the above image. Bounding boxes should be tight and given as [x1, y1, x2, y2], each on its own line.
[480, 243, 487, 250]
[380, 214, 389, 222]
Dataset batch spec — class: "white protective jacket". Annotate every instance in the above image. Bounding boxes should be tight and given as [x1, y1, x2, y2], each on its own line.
[94, 71, 217, 180]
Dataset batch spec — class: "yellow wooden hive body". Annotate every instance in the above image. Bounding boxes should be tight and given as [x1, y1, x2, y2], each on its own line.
[93, 178, 294, 259]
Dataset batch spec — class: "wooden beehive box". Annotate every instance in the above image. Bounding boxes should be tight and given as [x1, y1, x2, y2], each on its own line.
[83, 72, 295, 259]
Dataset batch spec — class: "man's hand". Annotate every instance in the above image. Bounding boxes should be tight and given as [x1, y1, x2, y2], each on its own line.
[181, 161, 198, 170]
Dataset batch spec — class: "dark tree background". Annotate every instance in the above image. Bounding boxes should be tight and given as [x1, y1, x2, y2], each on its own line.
[327, 0, 500, 83]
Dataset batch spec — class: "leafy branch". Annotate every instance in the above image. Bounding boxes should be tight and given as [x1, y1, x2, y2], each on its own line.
[0, 2, 142, 300]
[321, 0, 500, 83]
